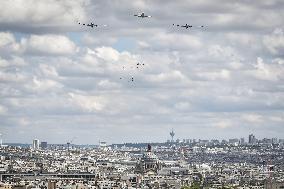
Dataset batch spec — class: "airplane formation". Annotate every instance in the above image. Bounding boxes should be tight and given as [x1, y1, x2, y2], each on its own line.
[78, 12, 206, 83]
[119, 62, 146, 83]
[78, 12, 205, 30]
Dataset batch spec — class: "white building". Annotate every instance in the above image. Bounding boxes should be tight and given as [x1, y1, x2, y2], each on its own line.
[33, 139, 40, 150]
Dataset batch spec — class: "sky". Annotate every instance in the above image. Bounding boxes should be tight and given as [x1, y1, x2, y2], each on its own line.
[0, 0, 284, 144]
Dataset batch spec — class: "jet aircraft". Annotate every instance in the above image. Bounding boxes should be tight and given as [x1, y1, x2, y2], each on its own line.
[78, 22, 107, 28]
[173, 24, 204, 29]
[134, 12, 152, 18]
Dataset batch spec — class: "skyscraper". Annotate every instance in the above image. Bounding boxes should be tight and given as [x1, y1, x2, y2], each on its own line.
[0, 133, 2, 147]
[248, 134, 256, 144]
[240, 138, 245, 145]
[40, 141, 48, 149]
[33, 139, 40, 150]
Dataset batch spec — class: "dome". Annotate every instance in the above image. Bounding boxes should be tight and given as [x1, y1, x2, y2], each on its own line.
[142, 151, 159, 162]
[135, 144, 161, 174]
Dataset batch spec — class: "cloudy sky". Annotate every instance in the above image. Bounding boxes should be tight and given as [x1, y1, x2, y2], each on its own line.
[0, 0, 284, 144]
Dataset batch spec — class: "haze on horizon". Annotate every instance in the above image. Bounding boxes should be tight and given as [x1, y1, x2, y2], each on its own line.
[0, 0, 283, 144]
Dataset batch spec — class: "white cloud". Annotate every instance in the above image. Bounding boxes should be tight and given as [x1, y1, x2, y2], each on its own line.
[263, 28, 284, 55]
[95, 46, 120, 62]
[98, 79, 121, 89]
[21, 34, 77, 55]
[68, 93, 106, 113]
[23, 77, 63, 93]
[0, 0, 87, 30]
[145, 32, 202, 51]
[1, 1, 284, 143]
[248, 57, 283, 81]
[0, 32, 20, 53]
[242, 113, 263, 123]
[147, 70, 187, 84]
[214, 120, 232, 129]
[196, 69, 231, 81]
[0, 105, 7, 115]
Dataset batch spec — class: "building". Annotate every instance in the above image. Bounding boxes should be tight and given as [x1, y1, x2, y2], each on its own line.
[264, 180, 284, 189]
[229, 138, 239, 145]
[249, 134, 256, 144]
[32, 139, 40, 150]
[272, 138, 278, 144]
[40, 142, 48, 149]
[240, 138, 245, 145]
[136, 144, 161, 174]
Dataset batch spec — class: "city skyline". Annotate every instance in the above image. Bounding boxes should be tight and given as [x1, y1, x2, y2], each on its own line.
[0, 0, 284, 144]
[1, 132, 283, 145]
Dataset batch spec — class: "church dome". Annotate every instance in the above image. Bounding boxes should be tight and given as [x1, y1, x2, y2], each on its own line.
[135, 144, 161, 174]
[142, 151, 159, 162]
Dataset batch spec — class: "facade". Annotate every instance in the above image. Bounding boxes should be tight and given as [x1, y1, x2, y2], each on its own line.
[32, 139, 40, 150]
[40, 142, 48, 149]
[249, 134, 256, 144]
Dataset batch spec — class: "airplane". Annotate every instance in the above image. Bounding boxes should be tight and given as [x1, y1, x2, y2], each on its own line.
[173, 24, 192, 29]
[173, 24, 204, 29]
[87, 22, 98, 28]
[134, 12, 152, 18]
[78, 22, 107, 28]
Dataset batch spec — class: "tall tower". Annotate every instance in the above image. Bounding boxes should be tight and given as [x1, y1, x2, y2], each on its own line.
[170, 129, 175, 143]
[33, 139, 40, 150]
[249, 134, 256, 144]
[0, 133, 2, 147]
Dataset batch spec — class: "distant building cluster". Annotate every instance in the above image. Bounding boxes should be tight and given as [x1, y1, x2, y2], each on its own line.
[166, 132, 284, 147]
[0, 134, 283, 189]
[32, 139, 48, 150]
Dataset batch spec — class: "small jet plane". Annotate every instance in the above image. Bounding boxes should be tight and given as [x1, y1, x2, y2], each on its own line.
[173, 24, 192, 29]
[87, 22, 98, 28]
[78, 22, 107, 28]
[78, 22, 97, 28]
[173, 24, 204, 29]
[134, 12, 152, 18]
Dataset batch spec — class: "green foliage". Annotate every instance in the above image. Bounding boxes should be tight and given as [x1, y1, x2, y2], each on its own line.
[181, 182, 201, 189]
[181, 186, 191, 189]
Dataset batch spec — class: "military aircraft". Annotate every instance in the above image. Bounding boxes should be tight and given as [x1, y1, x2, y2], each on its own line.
[134, 12, 152, 18]
[173, 24, 192, 29]
[78, 22, 107, 28]
[173, 24, 204, 29]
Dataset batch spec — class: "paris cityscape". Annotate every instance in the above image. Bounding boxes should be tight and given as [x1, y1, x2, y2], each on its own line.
[1, 0, 284, 188]
[0, 132, 284, 188]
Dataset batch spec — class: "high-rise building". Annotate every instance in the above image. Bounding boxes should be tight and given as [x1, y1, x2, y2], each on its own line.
[40, 141, 48, 149]
[0, 133, 2, 147]
[33, 139, 40, 150]
[229, 138, 239, 145]
[248, 134, 256, 144]
[240, 138, 245, 145]
[186, 139, 190, 144]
